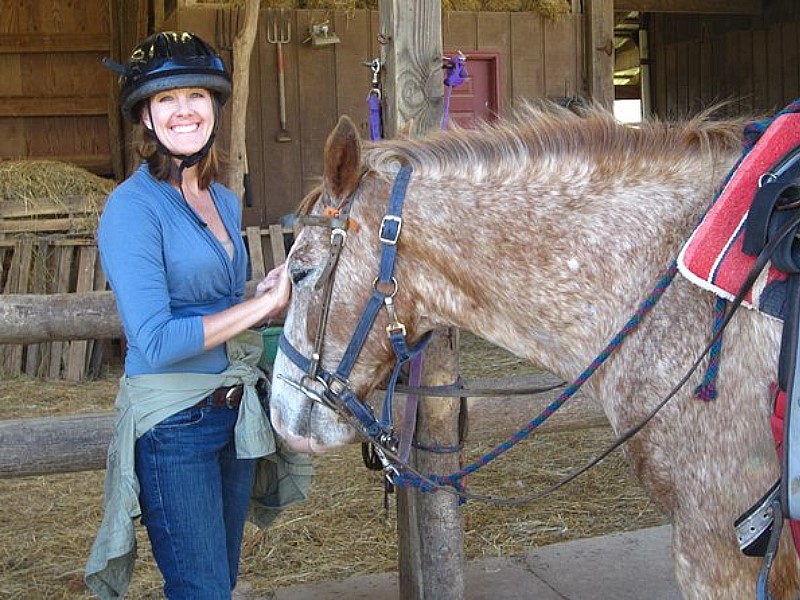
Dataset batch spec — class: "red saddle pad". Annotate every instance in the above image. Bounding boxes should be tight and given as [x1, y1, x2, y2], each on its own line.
[677, 112, 800, 321]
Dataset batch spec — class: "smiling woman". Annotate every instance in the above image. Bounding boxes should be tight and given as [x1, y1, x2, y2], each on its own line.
[85, 31, 308, 600]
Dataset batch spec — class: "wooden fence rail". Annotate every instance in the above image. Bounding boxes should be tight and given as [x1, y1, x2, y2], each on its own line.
[0, 378, 606, 478]
[0, 224, 290, 379]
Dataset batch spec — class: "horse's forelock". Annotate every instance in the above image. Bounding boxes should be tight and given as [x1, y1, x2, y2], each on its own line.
[361, 101, 750, 184]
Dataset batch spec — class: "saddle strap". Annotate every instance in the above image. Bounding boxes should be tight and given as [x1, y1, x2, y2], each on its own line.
[770, 386, 800, 554]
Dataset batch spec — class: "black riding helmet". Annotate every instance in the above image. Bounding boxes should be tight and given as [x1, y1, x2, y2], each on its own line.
[119, 31, 231, 124]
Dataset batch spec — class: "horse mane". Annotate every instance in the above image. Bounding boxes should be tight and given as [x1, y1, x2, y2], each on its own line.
[362, 100, 753, 185]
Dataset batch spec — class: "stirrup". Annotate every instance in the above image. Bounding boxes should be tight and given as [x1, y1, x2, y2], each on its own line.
[736, 480, 780, 557]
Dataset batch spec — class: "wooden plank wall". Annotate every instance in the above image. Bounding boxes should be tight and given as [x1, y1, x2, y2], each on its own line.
[0, 238, 108, 381]
[649, 0, 800, 118]
[0, 0, 117, 177]
[171, 8, 586, 227]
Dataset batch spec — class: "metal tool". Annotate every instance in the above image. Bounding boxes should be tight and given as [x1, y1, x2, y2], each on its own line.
[267, 8, 292, 143]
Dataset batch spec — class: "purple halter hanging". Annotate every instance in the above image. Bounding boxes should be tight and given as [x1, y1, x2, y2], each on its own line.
[442, 52, 468, 130]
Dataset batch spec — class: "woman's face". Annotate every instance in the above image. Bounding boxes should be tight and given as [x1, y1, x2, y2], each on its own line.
[142, 87, 215, 157]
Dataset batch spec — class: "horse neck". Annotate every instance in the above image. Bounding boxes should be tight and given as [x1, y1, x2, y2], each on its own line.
[395, 156, 731, 379]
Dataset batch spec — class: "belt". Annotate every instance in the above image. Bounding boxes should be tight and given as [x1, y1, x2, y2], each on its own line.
[195, 385, 244, 409]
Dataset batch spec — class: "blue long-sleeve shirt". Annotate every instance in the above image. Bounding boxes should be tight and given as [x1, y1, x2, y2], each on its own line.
[98, 163, 247, 375]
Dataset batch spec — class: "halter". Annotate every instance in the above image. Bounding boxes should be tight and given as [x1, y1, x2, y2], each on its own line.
[277, 165, 431, 467]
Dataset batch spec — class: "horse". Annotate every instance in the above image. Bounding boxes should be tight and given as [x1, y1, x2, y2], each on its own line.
[268, 102, 800, 598]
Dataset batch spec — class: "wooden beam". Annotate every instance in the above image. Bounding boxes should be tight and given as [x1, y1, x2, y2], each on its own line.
[0, 196, 105, 219]
[0, 413, 114, 477]
[586, 0, 615, 109]
[0, 381, 607, 478]
[0, 292, 121, 343]
[0, 33, 109, 54]
[0, 281, 258, 344]
[0, 95, 109, 117]
[225, 0, 260, 207]
[0, 218, 97, 235]
[379, 0, 445, 137]
[378, 4, 464, 600]
[615, 0, 762, 15]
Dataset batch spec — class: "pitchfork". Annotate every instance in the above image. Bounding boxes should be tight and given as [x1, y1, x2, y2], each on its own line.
[267, 8, 292, 143]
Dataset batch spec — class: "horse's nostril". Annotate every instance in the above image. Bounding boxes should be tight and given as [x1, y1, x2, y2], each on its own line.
[291, 268, 312, 285]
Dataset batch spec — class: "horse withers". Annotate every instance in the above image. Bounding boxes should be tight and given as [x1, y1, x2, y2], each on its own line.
[270, 103, 800, 598]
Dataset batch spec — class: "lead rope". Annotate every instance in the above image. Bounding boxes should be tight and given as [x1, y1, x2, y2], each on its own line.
[394, 260, 679, 492]
[384, 208, 800, 507]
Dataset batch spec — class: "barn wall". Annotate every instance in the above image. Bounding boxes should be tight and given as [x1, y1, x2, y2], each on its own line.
[0, 0, 117, 177]
[648, 0, 800, 118]
[169, 8, 586, 227]
[2, 5, 585, 228]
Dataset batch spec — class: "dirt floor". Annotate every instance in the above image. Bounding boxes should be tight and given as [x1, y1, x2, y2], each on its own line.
[0, 333, 667, 599]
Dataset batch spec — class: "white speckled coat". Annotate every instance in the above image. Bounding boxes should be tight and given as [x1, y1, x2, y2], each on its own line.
[272, 104, 800, 598]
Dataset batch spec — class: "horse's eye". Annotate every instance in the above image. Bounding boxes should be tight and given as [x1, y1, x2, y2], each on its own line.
[290, 267, 313, 286]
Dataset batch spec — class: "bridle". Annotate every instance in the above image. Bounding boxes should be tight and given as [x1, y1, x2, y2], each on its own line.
[277, 165, 431, 470]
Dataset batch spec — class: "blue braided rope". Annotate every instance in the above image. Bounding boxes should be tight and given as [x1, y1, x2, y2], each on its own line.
[694, 297, 726, 401]
[395, 261, 679, 493]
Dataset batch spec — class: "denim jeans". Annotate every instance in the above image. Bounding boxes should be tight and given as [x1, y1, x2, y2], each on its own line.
[135, 403, 256, 600]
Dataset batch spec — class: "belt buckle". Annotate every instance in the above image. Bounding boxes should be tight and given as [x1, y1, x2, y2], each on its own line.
[225, 386, 239, 409]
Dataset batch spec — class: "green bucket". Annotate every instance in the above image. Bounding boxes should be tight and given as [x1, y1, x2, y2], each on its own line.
[255, 326, 283, 370]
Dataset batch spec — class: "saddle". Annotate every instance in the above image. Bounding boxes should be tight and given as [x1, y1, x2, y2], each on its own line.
[741, 137, 800, 522]
[679, 110, 800, 580]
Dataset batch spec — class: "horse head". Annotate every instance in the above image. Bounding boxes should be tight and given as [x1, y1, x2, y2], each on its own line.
[270, 116, 425, 452]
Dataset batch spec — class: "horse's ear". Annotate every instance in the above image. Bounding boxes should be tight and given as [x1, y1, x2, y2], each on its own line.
[323, 115, 362, 200]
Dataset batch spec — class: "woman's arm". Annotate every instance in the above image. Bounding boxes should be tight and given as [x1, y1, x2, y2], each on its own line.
[201, 264, 291, 351]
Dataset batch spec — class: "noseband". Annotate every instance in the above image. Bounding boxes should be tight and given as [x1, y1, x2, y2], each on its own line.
[278, 165, 431, 464]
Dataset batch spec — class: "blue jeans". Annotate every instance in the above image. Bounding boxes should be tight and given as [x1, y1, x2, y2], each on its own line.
[135, 403, 256, 600]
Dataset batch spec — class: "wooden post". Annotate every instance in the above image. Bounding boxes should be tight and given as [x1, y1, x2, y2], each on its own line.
[225, 0, 261, 205]
[379, 0, 445, 137]
[584, 0, 615, 109]
[378, 2, 465, 598]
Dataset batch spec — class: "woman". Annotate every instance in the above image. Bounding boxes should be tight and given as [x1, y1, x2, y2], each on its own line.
[86, 31, 306, 599]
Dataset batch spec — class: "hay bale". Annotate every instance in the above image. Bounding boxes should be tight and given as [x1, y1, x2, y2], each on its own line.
[0, 160, 114, 204]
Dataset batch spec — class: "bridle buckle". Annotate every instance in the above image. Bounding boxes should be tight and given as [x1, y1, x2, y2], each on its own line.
[379, 215, 402, 245]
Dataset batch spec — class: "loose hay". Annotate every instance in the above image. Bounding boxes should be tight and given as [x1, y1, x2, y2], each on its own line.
[0, 160, 115, 236]
[0, 334, 665, 598]
[0, 160, 114, 204]
[216, 0, 572, 18]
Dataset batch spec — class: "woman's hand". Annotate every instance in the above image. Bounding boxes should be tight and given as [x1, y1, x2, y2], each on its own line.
[256, 263, 291, 319]
[256, 263, 285, 297]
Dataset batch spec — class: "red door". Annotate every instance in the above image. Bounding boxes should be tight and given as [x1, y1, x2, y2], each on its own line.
[444, 51, 502, 129]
